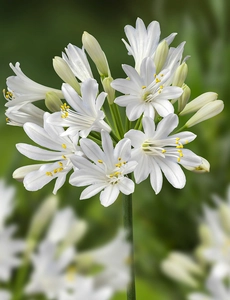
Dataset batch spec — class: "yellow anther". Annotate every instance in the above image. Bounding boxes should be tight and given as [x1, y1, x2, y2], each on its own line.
[142, 85, 146, 89]
[62, 144, 67, 149]
[185, 140, 189, 144]
[62, 155, 67, 159]
[160, 74, 164, 77]
[159, 85, 163, 89]
[59, 162, 63, 166]
[154, 74, 157, 78]
[46, 171, 53, 176]
[176, 144, 183, 149]
[118, 157, 122, 161]
[155, 78, 161, 83]
[177, 157, 181, 162]
[162, 149, 166, 153]
[98, 159, 103, 163]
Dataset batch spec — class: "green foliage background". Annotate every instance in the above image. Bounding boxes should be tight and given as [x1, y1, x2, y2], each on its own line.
[0, 0, 229, 299]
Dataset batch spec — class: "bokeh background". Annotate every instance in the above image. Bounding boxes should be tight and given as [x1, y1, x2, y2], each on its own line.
[0, 0, 229, 299]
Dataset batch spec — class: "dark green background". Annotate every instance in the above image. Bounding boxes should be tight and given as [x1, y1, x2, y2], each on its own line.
[0, 0, 229, 299]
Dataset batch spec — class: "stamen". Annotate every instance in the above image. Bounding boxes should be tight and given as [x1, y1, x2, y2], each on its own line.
[62, 144, 67, 149]
[98, 159, 103, 163]
[142, 85, 146, 89]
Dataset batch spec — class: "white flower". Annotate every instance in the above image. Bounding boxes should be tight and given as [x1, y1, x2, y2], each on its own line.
[69, 130, 137, 207]
[45, 207, 87, 247]
[5, 62, 63, 107]
[0, 180, 15, 230]
[125, 114, 202, 194]
[187, 276, 230, 300]
[58, 275, 113, 300]
[14, 112, 82, 194]
[77, 229, 130, 291]
[48, 79, 111, 138]
[0, 290, 11, 300]
[62, 43, 93, 82]
[0, 226, 25, 282]
[111, 57, 182, 121]
[5, 102, 45, 127]
[197, 201, 230, 279]
[25, 241, 75, 299]
[122, 17, 177, 73]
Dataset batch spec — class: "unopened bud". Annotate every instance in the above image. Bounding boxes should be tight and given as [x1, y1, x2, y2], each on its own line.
[153, 40, 169, 74]
[183, 157, 210, 173]
[45, 91, 63, 112]
[161, 259, 199, 288]
[178, 84, 191, 113]
[185, 100, 224, 127]
[26, 195, 58, 253]
[53, 56, 81, 94]
[198, 224, 213, 246]
[13, 164, 42, 182]
[219, 203, 230, 234]
[172, 62, 188, 87]
[180, 92, 218, 116]
[82, 31, 110, 78]
[102, 76, 115, 104]
[168, 252, 203, 275]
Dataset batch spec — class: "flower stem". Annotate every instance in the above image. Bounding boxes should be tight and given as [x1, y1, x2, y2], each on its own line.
[123, 183, 136, 300]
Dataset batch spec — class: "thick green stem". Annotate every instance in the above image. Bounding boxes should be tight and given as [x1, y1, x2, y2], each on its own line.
[123, 184, 136, 300]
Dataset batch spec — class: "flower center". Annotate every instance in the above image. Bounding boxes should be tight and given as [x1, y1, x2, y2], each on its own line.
[142, 137, 184, 162]
[3, 89, 14, 100]
[98, 157, 127, 184]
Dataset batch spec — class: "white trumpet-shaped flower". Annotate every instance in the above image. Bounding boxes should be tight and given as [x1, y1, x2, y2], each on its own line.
[5, 102, 45, 127]
[62, 43, 93, 82]
[69, 131, 137, 207]
[111, 57, 182, 121]
[48, 79, 111, 138]
[125, 114, 202, 194]
[122, 17, 177, 73]
[14, 113, 82, 194]
[5, 62, 63, 107]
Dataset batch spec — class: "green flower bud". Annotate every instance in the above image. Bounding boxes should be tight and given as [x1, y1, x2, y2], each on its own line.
[172, 62, 188, 87]
[45, 91, 63, 112]
[153, 40, 169, 74]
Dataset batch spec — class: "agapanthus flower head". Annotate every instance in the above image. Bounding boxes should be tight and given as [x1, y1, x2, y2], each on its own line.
[125, 114, 202, 194]
[4, 62, 63, 107]
[69, 130, 137, 207]
[47, 78, 111, 138]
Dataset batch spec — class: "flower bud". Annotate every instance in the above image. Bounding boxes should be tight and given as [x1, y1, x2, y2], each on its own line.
[26, 195, 58, 254]
[219, 203, 230, 234]
[45, 91, 63, 112]
[102, 76, 115, 104]
[177, 84, 191, 113]
[161, 258, 199, 288]
[180, 92, 218, 116]
[82, 31, 110, 78]
[183, 157, 210, 173]
[53, 56, 81, 93]
[185, 100, 224, 128]
[13, 164, 43, 182]
[172, 62, 188, 87]
[198, 224, 213, 246]
[153, 40, 169, 74]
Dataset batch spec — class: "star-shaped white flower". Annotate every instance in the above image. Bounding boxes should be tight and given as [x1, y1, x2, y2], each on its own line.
[14, 113, 82, 194]
[48, 79, 111, 138]
[122, 17, 177, 73]
[25, 241, 75, 299]
[111, 58, 182, 121]
[125, 114, 202, 194]
[69, 131, 137, 207]
[0, 226, 25, 282]
[5, 62, 63, 107]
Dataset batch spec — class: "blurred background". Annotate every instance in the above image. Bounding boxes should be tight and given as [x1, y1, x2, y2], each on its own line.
[0, 0, 229, 298]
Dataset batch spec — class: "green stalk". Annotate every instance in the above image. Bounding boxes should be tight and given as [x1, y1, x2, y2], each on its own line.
[123, 176, 136, 300]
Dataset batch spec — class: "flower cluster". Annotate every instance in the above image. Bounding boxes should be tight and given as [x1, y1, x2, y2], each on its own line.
[161, 185, 230, 300]
[0, 180, 130, 299]
[4, 18, 224, 206]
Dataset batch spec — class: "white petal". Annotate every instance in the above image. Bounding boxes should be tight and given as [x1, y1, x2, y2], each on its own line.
[80, 183, 107, 199]
[118, 177, 135, 195]
[100, 185, 120, 207]
[150, 159, 163, 194]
